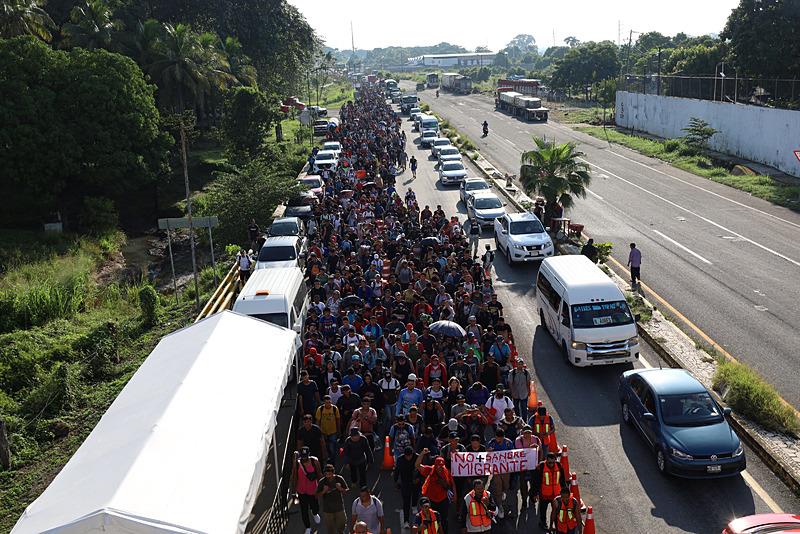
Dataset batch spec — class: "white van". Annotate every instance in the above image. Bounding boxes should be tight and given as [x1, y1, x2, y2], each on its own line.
[232, 267, 308, 333]
[535, 255, 640, 366]
[420, 115, 439, 134]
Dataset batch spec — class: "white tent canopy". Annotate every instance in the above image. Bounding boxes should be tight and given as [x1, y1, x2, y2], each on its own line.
[12, 311, 300, 534]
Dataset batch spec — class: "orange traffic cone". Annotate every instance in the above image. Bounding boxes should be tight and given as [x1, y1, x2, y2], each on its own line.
[570, 472, 581, 502]
[381, 435, 394, 470]
[584, 505, 596, 534]
[527, 379, 539, 409]
[559, 445, 570, 474]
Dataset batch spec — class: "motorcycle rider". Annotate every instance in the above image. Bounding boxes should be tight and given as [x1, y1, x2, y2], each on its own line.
[482, 121, 489, 136]
[436, 90, 439, 98]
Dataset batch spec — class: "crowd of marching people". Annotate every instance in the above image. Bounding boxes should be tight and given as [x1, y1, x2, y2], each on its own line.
[290, 85, 582, 534]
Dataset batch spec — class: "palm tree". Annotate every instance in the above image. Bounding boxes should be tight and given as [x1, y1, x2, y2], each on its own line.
[60, 0, 120, 50]
[0, 0, 55, 41]
[519, 137, 592, 226]
[219, 35, 257, 87]
[117, 17, 163, 70]
[148, 23, 208, 113]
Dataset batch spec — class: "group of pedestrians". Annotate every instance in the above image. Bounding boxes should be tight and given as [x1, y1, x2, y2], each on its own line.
[289, 84, 582, 534]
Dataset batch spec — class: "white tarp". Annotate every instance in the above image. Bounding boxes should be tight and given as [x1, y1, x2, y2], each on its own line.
[12, 311, 300, 534]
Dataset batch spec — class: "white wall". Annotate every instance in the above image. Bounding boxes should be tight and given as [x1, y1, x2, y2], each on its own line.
[615, 91, 800, 177]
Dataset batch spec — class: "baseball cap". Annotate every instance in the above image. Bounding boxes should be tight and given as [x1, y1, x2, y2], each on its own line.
[299, 447, 310, 459]
[407, 373, 417, 382]
[448, 418, 458, 430]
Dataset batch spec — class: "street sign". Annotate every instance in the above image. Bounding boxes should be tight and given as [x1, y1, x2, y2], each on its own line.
[158, 216, 218, 230]
[794, 150, 800, 162]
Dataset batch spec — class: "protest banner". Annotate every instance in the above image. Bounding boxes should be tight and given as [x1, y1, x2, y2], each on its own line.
[450, 448, 538, 477]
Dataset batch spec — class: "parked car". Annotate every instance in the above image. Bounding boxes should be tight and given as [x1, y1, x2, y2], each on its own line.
[419, 129, 438, 148]
[438, 160, 467, 185]
[284, 194, 315, 221]
[312, 119, 329, 136]
[312, 150, 338, 173]
[391, 90, 402, 103]
[437, 146, 462, 167]
[619, 368, 746, 478]
[723, 514, 800, 534]
[254, 236, 306, 270]
[298, 174, 324, 197]
[459, 177, 490, 204]
[307, 105, 327, 117]
[267, 216, 305, 238]
[430, 138, 452, 158]
[322, 141, 342, 155]
[466, 192, 506, 227]
[409, 107, 422, 121]
[493, 212, 553, 264]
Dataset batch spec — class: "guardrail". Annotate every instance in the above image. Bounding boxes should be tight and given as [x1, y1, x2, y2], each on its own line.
[195, 261, 240, 322]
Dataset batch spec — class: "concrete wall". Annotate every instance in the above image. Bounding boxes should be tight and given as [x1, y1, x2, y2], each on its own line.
[615, 91, 800, 177]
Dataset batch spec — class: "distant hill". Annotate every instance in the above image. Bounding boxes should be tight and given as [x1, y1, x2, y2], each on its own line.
[326, 43, 469, 67]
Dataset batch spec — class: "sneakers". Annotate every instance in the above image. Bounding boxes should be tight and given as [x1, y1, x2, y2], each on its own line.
[496, 506, 504, 519]
[403, 521, 410, 529]
[312, 513, 321, 524]
[304, 529, 311, 534]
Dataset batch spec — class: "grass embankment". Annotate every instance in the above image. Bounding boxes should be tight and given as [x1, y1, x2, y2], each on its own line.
[0, 231, 220, 531]
[713, 360, 800, 435]
[576, 126, 800, 209]
[319, 81, 355, 109]
[550, 106, 613, 125]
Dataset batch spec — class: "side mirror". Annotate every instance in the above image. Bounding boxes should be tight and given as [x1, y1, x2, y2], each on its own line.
[723, 407, 732, 416]
[634, 313, 642, 321]
[642, 412, 656, 422]
[501, 230, 508, 235]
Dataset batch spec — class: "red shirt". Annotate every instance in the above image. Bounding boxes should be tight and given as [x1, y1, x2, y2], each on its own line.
[419, 464, 453, 503]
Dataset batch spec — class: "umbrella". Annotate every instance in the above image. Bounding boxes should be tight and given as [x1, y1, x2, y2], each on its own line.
[429, 320, 467, 338]
[341, 295, 364, 309]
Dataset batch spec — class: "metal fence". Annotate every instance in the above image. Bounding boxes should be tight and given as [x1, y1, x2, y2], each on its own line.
[621, 74, 800, 110]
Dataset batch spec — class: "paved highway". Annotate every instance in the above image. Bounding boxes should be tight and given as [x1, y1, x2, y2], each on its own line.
[288, 107, 800, 534]
[403, 81, 800, 410]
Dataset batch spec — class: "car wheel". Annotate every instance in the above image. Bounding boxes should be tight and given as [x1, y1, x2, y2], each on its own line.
[506, 247, 513, 266]
[656, 449, 667, 475]
[539, 309, 549, 335]
[622, 402, 632, 425]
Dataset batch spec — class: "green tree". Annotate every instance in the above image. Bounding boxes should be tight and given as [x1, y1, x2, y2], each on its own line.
[202, 155, 300, 246]
[507, 34, 536, 53]
[563, 36, 580, 48]
[60, 0, 120, 50]
[722, 0, 800, 78]
[0, 37, 170, 228]
[222, 86, 279, 154]
[519, 138, 592, 224]
[494, 51, 509, 68]
[117, 17, 164, 70]
[219, 35, 256, 87]
[551, 41, 619, 97]
[682, 117, 718, 149]
[0, 0, 55, 41]
[148, 23, 210, 113]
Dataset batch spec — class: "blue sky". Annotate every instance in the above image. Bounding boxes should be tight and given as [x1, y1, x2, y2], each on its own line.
[288, 0, 739, 52]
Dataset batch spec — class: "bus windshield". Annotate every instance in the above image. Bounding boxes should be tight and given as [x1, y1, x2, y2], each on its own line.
[571, 301, 633, 329]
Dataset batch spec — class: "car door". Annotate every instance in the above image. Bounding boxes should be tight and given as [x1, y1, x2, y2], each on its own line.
[626, 375, 647, 431]
[639, 386, 659, 447]
[496, 216, 508, 249]
[558, 300, 571, 344]
[459, 182, 466, 203]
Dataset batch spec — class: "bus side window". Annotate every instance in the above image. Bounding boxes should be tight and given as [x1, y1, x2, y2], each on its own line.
[561, 301, 570, 327]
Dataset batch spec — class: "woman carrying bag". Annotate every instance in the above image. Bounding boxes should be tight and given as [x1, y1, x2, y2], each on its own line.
[291, 447, 322, 534]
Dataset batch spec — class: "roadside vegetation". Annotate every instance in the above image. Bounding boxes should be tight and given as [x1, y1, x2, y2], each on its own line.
[713, 360, 800, 435]
[576, 126, 800, 209]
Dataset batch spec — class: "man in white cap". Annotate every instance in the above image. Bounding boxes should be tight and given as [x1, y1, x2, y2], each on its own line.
[396, 373, 424, 417]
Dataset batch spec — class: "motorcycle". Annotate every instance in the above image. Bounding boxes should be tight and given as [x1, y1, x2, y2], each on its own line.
[482, 123, 489, 137]
[436, 90, 439, 98]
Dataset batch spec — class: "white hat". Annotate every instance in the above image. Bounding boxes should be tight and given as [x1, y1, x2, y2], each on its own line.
[407, 373, 417, 382]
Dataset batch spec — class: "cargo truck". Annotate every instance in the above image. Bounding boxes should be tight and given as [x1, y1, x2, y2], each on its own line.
[441, 73, 472, 94]
[496, 89, 549, 121]
[426, 72, 440, 88]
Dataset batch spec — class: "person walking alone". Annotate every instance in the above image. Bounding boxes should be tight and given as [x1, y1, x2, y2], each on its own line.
[627, 242, 642, 288]
[291, 447, 322, 534]
[581, 238, 598, 263]
[410, 155, 418, 179]
[468, 217, 481, 258]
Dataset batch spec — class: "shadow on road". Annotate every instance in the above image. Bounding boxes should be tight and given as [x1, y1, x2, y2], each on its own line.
[619, 423, 755, 533]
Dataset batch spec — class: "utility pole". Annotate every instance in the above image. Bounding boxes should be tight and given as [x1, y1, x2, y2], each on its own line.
[179, 116, 200, 311]
[657, 48, 662, 95]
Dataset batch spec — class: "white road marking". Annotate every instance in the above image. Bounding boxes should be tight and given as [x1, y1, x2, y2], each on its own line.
[586, 188, 604, 201]
[605, 149, 800, 231]
[754, 305, 769, 312]
[581, 159, 800, 269]
[652, 230, 713, 265]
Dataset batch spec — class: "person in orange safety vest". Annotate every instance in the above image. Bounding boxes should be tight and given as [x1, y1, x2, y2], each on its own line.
[412, 497, 441, 534]
[460, 478, 498, 534]
[528, 405, 556, 456]
[550, 486, 582, 534]
[532, 451, 568, 530]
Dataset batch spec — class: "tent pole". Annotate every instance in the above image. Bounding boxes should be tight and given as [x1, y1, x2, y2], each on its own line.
[273, 419, 281, 488]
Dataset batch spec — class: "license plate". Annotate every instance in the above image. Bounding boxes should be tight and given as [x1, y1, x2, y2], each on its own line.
[706, 465, 722, 473]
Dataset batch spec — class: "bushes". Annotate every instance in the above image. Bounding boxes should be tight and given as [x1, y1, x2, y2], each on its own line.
[713, 360, 800, 435]
[0, 270, 90, 333]
[77, 321, 120, 380]
[79, 197, 119, 235]
[138, 285, 160, 326]
[22, 362, 82, 420]
[594, 242, 613, 264]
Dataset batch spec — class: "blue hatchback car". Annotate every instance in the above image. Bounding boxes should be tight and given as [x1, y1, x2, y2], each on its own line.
[618, 368, 746, 478]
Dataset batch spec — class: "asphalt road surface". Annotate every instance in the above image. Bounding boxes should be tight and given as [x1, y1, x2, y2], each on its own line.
[402, 82, 800, 411]
[287, 106, 800, 534]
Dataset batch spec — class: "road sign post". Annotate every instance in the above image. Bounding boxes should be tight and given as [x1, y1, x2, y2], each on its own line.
[158, 216, 219, 306]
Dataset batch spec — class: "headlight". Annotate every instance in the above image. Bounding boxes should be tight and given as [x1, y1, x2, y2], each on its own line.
[734, 443, 744, 456]
[571, 341, 586, 350]
[544, 240, 554, 249]
[627, 335, 640, 346]
[513, 244, 526, 250]
[670, 448, 693, 460]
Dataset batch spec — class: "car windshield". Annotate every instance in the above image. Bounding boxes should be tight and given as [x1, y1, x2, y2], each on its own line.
[435, 140, 450, 146]
[474, 197, 502, 209]
[252, 312, 289, 328]
[510, 220, 544, 234]
[423, 132, 436, 138]
[659, 392, 723, 426]
[323, 144, 340, 151]
[571, 301, 633, 328]
[443, 162, 464, 172]
[315, 153, 334, 161]
[466, 181, 489, 191]
[441, 148, 459, 156]
[300, 178, 322, 188]
[258, 245, 296, 262]
[269, 222, 299, 236]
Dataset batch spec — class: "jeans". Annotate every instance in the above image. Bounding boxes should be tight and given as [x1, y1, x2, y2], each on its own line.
[350, 462, 367, 487]
[324, 434, 339, 467]
[469, 234, 480, 257]
[513, 398, 528, 422]
[538, 498, 554, 528]
[384, 404, 396, 429]
[400, 481, 420, 523]
[431, 499, 449, 533]
[322, 510, 347, 534]
[299, 493, 320, 528]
